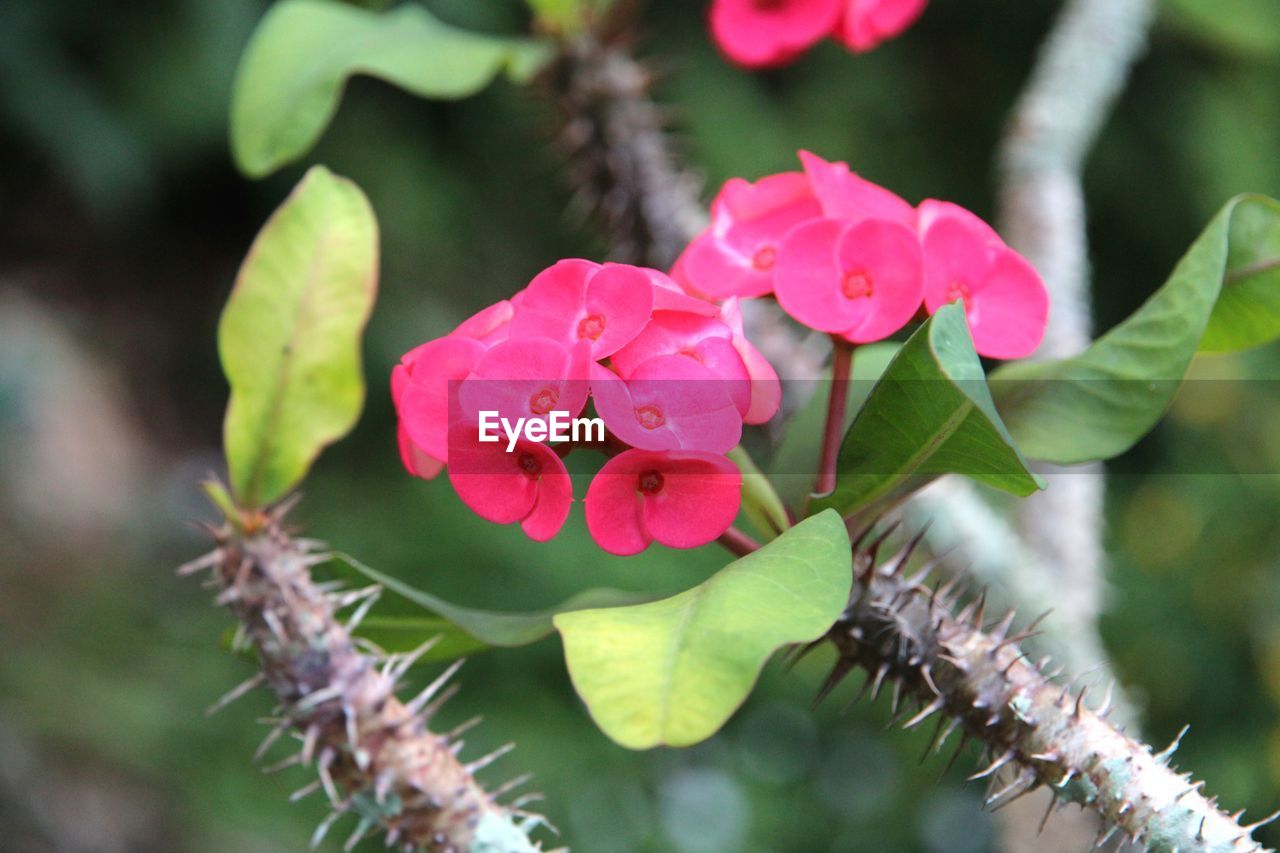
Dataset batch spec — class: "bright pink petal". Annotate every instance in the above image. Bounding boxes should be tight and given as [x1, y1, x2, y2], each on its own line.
[448, 433, 571, 541]
[717, 298, 782, 424]
[647, 268, 720, 316]
[641, 452, 742, 549]
[834, 218, 924, 342]
[457, 337, 589, 426]
[710, 0, 844, 68]
[585, 450, 741, 555]
[584, 457, 651, 556]
[920, 212, 998, 314]
[965, 249, 1049, 359]
[798, 151, 916, 226]
[673, 173, 822, 300]
[836, 0, 928, 51]
[585, 264, 656, 357]
[397, 424, 444, 480]
[917, 199, 1002, 248]
[775, 218, 869, 334]
[397, 336, 487, 462]
[590, 358, 742, 454]
[508, 258, 597, 344]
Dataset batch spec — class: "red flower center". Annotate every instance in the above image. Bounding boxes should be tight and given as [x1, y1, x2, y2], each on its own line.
[841, 270, 874, 300]
[577, 314, 606, 341]
[517, 452, 542, 480]
[751, 245, 777, 271]
[945, 281, 972, 304]
[637, 470, 665, 495]
[529, 387, 559, 415]
[634, 404, 666, 430]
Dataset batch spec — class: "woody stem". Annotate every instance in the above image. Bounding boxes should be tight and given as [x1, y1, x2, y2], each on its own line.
[815, 337, 854, 497]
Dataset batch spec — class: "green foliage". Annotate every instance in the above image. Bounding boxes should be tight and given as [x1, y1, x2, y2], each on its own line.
[811, 305, 1041, 518]
[991, 194, 1280, 464]
[728, 446, 789, 540]
[554, 511, 852, 749]
[230, 0, 555, 177]
[337, 552, 649, 660]
[1162, 0, 1280, 59]
[219, 165, 378, 508]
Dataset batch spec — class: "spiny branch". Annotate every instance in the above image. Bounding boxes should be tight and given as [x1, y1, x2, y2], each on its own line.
[182, 503, 548, 852]
[810, 530, 1275, 853]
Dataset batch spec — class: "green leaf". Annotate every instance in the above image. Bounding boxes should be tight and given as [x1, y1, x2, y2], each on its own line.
[231, 0, 555, 177]
[336, 553, 650, 654]
[991, 194, 1280, 464]
[219, 165, 378, 507]
[554, 511, 852, 750]
[811, 305, 1042, 518]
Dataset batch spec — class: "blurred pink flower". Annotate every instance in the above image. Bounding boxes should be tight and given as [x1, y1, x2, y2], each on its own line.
[456, 337, 591, 428]
[585, 449, 741, 555]
[918, 200, 1048, 359]
[394, 335, 487, 471]
[835, 0, 928, 52]
[590, 356, 743, 454]
[798, 150, 915, 226]
[709, 0, 844, 68]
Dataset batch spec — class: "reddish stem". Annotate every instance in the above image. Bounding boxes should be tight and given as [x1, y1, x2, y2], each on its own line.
[815, 337, 854, 497]
[717, 526, 761, 557]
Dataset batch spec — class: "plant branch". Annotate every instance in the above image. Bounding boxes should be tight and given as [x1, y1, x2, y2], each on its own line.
[182, 503, 546, 852]
[812, 533, 1276, 852]
[717, 525, 762, 557]
[815, 338, 853, 497]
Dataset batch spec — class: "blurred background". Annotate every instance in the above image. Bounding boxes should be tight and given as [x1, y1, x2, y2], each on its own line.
[1, 0, 1279, 850]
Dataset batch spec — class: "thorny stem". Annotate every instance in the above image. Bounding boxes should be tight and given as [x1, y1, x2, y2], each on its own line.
[182, 502, 546, 852]
[815, 337, 854, 498]
[810, 531, 1277, 852]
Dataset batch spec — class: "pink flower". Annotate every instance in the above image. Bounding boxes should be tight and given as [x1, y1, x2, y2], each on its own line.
[918, 200, 1048, 359]
[709, 0, 844, 68]
[584, 449, 742, 555]
[774, 216, 924, 343]
[394, 335, 488, 468]
[591, 357, 743, 454]
[835, 0, 928, 52]
[453, 299, 514, 345]
[456, 337, 591, 428]
[798, 150, 915, 227]
[610, 308, 780, 425]
[448, 431, 572, 542]
[717, 298, 783, 424]
[509, 260, 654, 359]
[672, 172, 822, 300]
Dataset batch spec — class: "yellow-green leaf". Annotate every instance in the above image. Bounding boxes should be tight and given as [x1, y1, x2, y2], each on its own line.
[554, 511, 851, 750]
[219, 165, 378, 507]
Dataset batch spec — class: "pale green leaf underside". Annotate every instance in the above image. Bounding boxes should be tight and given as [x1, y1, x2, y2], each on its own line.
[991, 193, 1280, 464]
[812, 304, 1042, 518]
[554, 511, 852, 750]
[219, 165, 378, 507]
[231, 0, 555, 177]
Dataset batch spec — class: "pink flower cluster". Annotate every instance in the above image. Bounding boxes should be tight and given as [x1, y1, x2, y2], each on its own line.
[710, 0, 928, 68]
[392, 260, 781, 555]
[673, 151, 1049, 359]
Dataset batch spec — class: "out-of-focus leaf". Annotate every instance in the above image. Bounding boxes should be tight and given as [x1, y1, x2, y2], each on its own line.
[811, 305, 1041, 518]
[554, 511, 851, 750]
[728, 446, 789, 540]
[1162, 0, 1280, 60]
[219, 165, 378, 507]
[337, 553, 650, 654]
[231, 0, 555, 177]
[991, 194, 1280, 464]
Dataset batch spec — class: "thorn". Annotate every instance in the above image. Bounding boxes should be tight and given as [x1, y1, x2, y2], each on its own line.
[446, 715, 483, 741]
[783, 638, 825, 671]
[988, 610, 1016, 641]
[903, 698, 945, 730]
[385, 636, 444, 683]
[177, 549, 222, 576]
[311, 810, 343, 850]
[987, 770, 1038, 812]
[1095, 823, 1118, 848]
[1038, 794, 1057, 834]
[418, 683, 461, 723]
[890, 679, 903, 715]
[1197, 816, 1207, 842]
[869, 663, 890, 701]
[1097, 680, 1116, 718]
[969, 750, 1015, 781]
[405, 659, 466, 716]
[343, 817, 375, 852]
[206, 673, 266, 716]
[1155, 724, 1190, 763]
[940, 734, 969, 780]
[255, 718, 290, 761]
[490, 772, 535, 801]
[262, 608, 287, 644]
[920, 715, 947, 763]
[290, 780, 322, 802]
[814, 657, 853, 707]
[465, 742, 515, 774]
[301, 724, 320, 765]
[344, 588, 382, 631]
[919, 664, 942, 697]
[1243, 808, 1280, 831]
[297, 684, 343, 712]
[262, 752, 302, 774]
[934, 717, 961, 755]
[1074, 686, 1088, 719]
[971, 589, 988, 628]
[318, 748, 341, 805]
